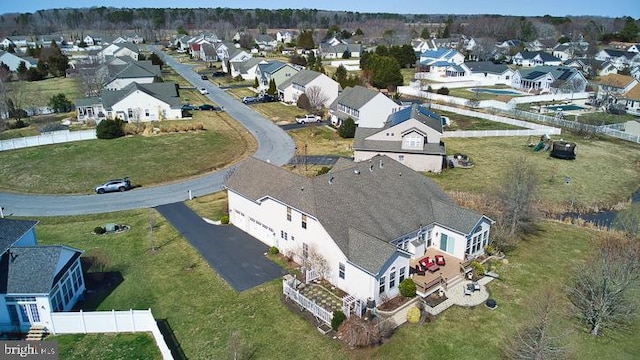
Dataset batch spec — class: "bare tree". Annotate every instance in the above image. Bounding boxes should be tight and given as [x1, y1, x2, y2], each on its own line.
[305, 85, 329, 111]
[77, 60, 108, 97]
[504, 293, 567, 360]
[613, 203, 640, 238]
[0, 78, 8, 132]
[498, 156, 538, 237]
[567, 234, 640, 336]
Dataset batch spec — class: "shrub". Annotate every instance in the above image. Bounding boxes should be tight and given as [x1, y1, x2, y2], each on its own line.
[470, 260, 485, 277]
[406, 307, 420, 324]
[94, 226, 106, 234]
[268, 246, 279, 255]
[220, 215, 229, 224]
[316, 166, 331, 176]
[96, 119, 124, 139]
[399, 278, 417, 298]
[338, 317, 381, 347]
[331, 310, 347, 331]
[436, 87, 450, 95]
[123, 123, 142, 135]
[484, 244, 494, 255]
[296, 93, 311, 111]
[338, 117, 356, 138]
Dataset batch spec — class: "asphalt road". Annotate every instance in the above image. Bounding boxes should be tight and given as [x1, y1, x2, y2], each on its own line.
[0, 47, 295, 217]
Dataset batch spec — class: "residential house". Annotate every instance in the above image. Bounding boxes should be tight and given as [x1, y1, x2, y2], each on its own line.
[622, 84, 640, 115]
[0, 50, 38, 71]
[631, 66, 640, 81]
[319, 43, 362, 59]
[552, 42, 589, 60]
[411, 38, 438, 53]
[627, 44, 640, 53]
[596, 74, 638, 99]
[353, 104, 445, 173]
[219, 45, 252, 73]
[83, 35, 100, 46]
[276, 31, 295, 44]
[75, 82, 182, 122]
[225, 155, 493, 305]
[199, 43, 217, 62]
[0, 218, 85, 333]
[277, 69, 340, 107]
[512, 51, 562, 67]
[329, 85, 401, 127]
[525, 39, 557, 52]
[466, 61, 514, 83]
[97, 43, 140, 62]
[255, 61, 299, 90]
[417, 48, 467, 77]
[563, 58, 608, 78]
[511, 66, 587, 94]
[230, 57, 264, 80]
[255, 34, 277, 51]
[101, 61, 161, 90]
[594, 49, 638, 70]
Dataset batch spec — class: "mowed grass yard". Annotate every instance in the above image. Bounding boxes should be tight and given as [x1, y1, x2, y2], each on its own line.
[35, 206, 639, 359]
[432, 134, 640, 212]
[7, 77, 83, 107]
[0, 112, 255, 194]
[47, 333, 161, 360]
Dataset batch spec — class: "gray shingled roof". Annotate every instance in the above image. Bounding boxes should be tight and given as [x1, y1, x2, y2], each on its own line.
[329, 85, 379, 112]
[0, 218, 38, 255]
[517, 51, 561, 62]
[277, 69, 321, 90]
[466, 61, 509, 75]
[353, 131, 446, 155]
[3, 246, 81, 294]
[226, 155, 484, 274]
[101, 82, 181, 110]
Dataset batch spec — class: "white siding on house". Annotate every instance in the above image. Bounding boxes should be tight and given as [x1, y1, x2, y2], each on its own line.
[356, 94, 401, 128]
[354, 150, 443, 173]
[110, 90, 181, 121]
[104, 77, 154, 91]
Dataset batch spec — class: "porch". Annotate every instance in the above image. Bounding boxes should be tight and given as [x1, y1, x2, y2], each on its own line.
[409, 248, 465, 297]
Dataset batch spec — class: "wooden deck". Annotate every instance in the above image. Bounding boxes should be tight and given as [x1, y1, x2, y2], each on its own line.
[410, 248, 464, 297]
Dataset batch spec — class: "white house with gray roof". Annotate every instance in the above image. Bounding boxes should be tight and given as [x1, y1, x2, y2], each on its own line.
[0, 218, 85, 333]
[329, 85, 401, 128]
[0, 50, 38, 72]
[101, 61, 161, 90]
[354, 104, 445, 173]
[75, 82, 182, 122]
[225, 155, 492, 306]
[277, 69, 340, 107]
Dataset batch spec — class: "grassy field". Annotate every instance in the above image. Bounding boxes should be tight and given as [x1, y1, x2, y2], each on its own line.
[0, 112, 255, 194]
[288, 125, 354, 157]
[6, 77, 83, 108]
[429, 134, 640, 212]
[32, 207, 639, 359]
[439, 110, 526, 131]
[447, 86, 525, 101]
[577, 111, 636, 125]
[47, 333, 161, 360]
[254, 102, 309, 124]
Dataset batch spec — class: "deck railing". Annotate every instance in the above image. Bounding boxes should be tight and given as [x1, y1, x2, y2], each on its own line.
[283, 278, 333, 325]
[415, 275, 443, 296]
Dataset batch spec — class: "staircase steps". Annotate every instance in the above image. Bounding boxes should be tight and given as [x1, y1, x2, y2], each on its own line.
[26, 325, 48, 341]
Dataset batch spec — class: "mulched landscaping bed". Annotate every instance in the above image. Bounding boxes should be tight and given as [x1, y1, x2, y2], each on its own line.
[377, 295, 411, 311]
[424, 292, 448, 307]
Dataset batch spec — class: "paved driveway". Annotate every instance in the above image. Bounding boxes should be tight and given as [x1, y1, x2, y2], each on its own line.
[155, 202, 286, 291]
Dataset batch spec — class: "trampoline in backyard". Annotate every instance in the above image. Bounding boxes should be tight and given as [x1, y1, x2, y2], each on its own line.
[469, 88, 522, 95]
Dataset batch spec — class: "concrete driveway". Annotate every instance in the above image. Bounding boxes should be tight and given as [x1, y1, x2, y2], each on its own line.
[155, 202, 286, 291]
[0, 47, 295, 217]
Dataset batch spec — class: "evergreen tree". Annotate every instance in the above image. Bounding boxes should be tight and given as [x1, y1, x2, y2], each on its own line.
[338, 117, 356, 138]
[620, 17, 639, 42]
[298, 30, 315, 50]
[420, 27, 430, 39]
[48, 93, 73, 113]
[267, 78, 277, 96]
[253, 77, 259, 89]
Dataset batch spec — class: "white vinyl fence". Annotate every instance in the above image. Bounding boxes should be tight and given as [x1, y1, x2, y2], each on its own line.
[50, 309, 173, 360]
[0, 130, 96, 151]
[283, 278, 333, 325]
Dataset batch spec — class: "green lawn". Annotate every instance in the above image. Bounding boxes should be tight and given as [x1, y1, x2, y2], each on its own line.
[289, 126, 353, 157]
[0, 113, 255, 194]
[439, 110, 526, 131]
[7, 77, 82, 107]
[447, 86, 525, 101]
[254, 102, 308, 124]
[47, 333, 161, 360]
[430, 135, 640, 213]
[577, 111, 637, 125]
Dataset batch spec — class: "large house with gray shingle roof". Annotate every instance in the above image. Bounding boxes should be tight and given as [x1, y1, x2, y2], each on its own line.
[101, 61, 161, 90]
[75, 82, 182, 122]
[329, 85, 401, 127]
[277, 69, 340, 107]
[511, 66, 587, 94]
[0, 218, 85, 333]
[512, 51, 562, 67]
[225, 155, 493, 305]
[354, 104, 445, 173]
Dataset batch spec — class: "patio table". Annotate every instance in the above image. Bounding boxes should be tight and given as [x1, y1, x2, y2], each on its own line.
[427, 264, 440, 272]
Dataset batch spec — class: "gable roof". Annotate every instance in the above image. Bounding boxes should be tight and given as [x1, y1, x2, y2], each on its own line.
[624, 83, 640, 101]
[0, 218, 38, 255]
[517, 66, 579, 81]
[601, 48, 636, 59]
[0, 245, 82, 294]
[330, 85, 379, 110]
[466, 61, 510, 74]
[277, 69, 322, 90]
[353, 127, 446, 156]
[386, 104, 442, 131]
[516, 51, 561, 62]
[226, 155, 486, 274]
[101, 82, 181, 110]
[599, 74, 637, 88]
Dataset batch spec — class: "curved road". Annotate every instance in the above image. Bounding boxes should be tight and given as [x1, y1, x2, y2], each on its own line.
[0, 47, 295, 216]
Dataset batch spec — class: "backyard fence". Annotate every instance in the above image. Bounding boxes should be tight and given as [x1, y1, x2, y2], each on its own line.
[283, 278, 333, 325]
[50, 309, 173, 360]
[0, 130, 96, 151]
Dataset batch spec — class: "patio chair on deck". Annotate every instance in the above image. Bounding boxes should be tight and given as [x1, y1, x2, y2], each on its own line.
[435, 255, 446, 266]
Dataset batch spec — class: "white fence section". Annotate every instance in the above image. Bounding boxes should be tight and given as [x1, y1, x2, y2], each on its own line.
[507, 92, 590, 105]
[0, 130, 96, 151]
[283, 278, 333, 325]
[50, 309, 173, 360]
[305, 268, 320, 284]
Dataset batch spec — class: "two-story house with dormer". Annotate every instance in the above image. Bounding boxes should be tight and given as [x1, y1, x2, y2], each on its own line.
[329, 86, 401, 128]
[277, 69, 340, 107]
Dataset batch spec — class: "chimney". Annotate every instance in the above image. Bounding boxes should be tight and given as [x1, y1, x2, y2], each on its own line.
[379, 159, 384, 169]
[369, 160, 373, 172]
[328, 171, 334, 184]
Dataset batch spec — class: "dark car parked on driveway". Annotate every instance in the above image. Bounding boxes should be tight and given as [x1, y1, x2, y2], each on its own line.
[200, 75, 209, 80]
[199, 104, 222, 111]
[259, 94, 277, 103]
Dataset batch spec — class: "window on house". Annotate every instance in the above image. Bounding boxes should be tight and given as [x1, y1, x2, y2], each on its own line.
[398, 155, 404, 161]
[302, 214, 307, 229]
[286, 207, 292, 221]
[379, 276, 386, 294]
[145, 109, 150, 117]
[339, 262, 345, 279]
[127, 108, 133, 118]
[399, 267, 406, 283]
[303, 243, 308, 258]
[389, 269, 396, 289]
